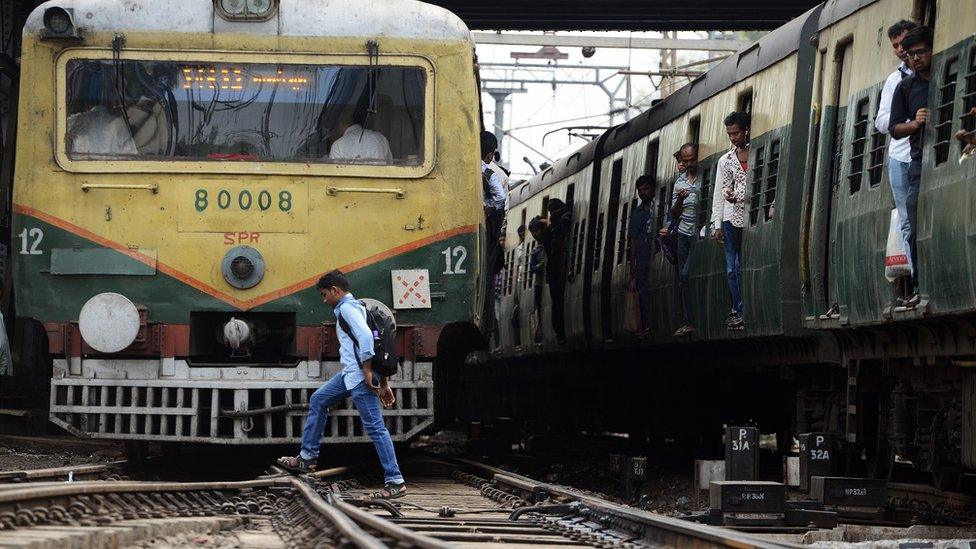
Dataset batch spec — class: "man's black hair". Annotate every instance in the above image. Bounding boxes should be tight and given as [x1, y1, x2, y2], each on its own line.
[679, 142, 699, 156]
[887, 19, 918, 40]
[528, 216, 545, 232]
[546, 198, 566, 213]
[481, 131, 498, 159]
[517, 225, 526, 234]
[723, 111, 751, 130]
[635, 174, 655, 189]
[901, 26, 933, 51]
[317, 269, 350, 291]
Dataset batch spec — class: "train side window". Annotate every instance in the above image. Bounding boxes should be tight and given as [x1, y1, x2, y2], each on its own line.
[934, 56, 959, 166]
[849, 97, 870, 193]
[688, 115, 701, 146]
[697, 164, 712, 238]
[592, 212, 605, 270]
[644, 139, 660, 177]
[763, 140, 780, 221]
[749, 145, 765, 225]
[574, 220, 586, 275]
[654, 185, 667, 253]
[616, 201, 630, 265]
[962, 49, 976, 149]
[868, 90, 887, 187]
[737, 89, 753, 115]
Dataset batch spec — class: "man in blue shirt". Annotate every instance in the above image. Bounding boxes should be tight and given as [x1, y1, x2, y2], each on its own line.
[278, 270, 405, 499]
[628, 175, 656, 335]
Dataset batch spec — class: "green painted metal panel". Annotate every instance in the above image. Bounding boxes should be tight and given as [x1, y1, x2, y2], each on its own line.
[50, 248, 157, 276]
[13, 213, 479, 326]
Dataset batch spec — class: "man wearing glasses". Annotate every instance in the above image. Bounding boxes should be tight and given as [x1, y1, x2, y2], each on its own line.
[888, 25, 933, 309]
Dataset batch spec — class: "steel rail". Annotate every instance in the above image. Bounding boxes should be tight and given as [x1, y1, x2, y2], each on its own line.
[0, 461, 126, 484]
[329, 492, 455, 549]
[285, 477, 387, 549]
[0, 478, 282, 507]
[452, 457, 803, 549]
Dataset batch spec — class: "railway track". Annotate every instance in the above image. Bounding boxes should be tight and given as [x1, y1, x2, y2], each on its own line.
[0, 455, 796, 548]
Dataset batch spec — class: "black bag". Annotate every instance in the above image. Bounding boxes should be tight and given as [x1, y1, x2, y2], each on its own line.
[337, 300, 399, 377]
[482, 167, 494, 200]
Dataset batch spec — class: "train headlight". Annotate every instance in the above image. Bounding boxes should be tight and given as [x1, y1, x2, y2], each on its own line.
[78, 293, 140, 354]
[215, 0, 277, 20]
[222, 246, 265, 289]
[41, 7, 82, 39]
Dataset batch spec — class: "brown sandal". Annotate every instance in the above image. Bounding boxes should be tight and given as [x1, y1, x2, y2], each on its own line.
[368, 482, 407, 499]
[276, 455, 317, 473]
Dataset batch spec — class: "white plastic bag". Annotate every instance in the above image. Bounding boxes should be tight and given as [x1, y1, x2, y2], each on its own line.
[884, 208, 911, 282]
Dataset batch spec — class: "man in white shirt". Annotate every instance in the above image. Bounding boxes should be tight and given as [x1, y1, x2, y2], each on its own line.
[711, 111, 751, 331]
[329, 108, 393, 163]
[875, 19, 917, 302]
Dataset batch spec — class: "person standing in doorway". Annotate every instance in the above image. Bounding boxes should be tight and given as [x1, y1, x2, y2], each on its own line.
[875, 19, 918, 303]
[277, 270, 406, 499]
[712, 111, 750, 331]
[889, 25, 933, 309]
[660, 143, 700, 336]
[628, 175, 656, 336]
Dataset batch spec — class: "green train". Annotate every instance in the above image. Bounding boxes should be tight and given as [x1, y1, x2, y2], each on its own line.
[487, 0, 976, 488]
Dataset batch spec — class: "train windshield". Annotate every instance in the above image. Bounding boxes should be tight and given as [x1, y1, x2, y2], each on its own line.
[64, 59, 426, 165]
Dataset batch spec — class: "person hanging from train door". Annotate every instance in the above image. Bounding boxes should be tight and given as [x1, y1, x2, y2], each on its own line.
[528, 217, 548, 344]
[628, 175, 657, 337]
[277, 270, 406, 499]
[875, 19, 918, 304]
[712, 111, 750, 331]
[511, 225, 528, 347]
[660, 144, 701, 337]
[889, 25, 934, 310]
[542, 199, 572, 345]
[481, 131, 507, 276]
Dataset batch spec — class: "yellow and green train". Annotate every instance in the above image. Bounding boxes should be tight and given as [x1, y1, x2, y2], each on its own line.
[489, 0, 976, 487]
[10, 0, 485, 446]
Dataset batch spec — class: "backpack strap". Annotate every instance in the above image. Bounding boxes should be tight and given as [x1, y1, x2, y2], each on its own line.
[336, 301, 364, 368]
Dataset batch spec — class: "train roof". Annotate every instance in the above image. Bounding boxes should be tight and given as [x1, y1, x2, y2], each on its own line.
[24, 0, 472, 42]
[513, 1, 831, 206]
[508, 136, 601, 208]
[817, 0, 879, 31]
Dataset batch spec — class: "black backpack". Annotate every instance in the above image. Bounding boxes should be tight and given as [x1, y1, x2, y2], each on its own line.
[337, 300, 399, 377]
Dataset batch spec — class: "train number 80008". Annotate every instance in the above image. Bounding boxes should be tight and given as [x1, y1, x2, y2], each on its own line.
[194, 189, 293, 213]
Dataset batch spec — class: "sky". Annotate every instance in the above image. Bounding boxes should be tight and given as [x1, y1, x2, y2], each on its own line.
[476, 31, 744, 182]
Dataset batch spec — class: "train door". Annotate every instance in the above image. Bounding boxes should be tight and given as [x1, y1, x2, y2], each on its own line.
[821, 39, 854, 315]
[599, 159, 624, 342]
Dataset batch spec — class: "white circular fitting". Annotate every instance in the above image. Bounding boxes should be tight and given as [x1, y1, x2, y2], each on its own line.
[78, 293, 141, 353]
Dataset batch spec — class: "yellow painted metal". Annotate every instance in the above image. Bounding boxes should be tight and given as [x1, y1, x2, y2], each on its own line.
[81, 182, 159, 193]
[326, 186, 406, 199]
[15, 31, 482, 307]
[177, 182, 309, 234]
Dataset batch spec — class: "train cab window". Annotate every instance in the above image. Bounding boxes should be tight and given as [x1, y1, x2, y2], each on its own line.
[934, 57, 959, 165]
[64, 59, 426, 166]
[849, 97, 870, 193]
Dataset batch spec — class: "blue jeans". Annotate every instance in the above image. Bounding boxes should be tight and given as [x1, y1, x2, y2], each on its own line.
[676, 233, 695, 324]
[300, 373, 404, 484]
[722, 221, 743, 315]
[888, 157, 920, 289]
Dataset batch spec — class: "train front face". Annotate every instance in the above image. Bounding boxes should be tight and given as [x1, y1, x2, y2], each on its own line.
[13, 0, 482, 444]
